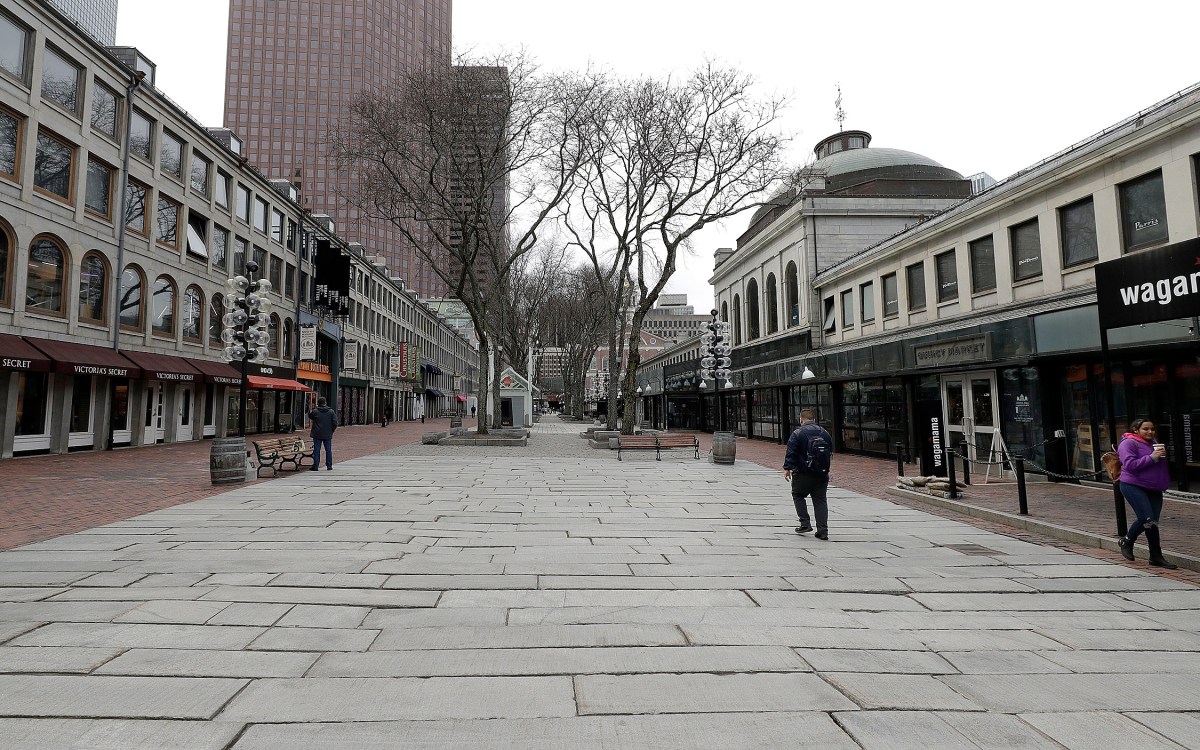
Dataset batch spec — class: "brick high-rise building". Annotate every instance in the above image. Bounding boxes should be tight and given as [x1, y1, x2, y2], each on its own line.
[223, 0, 452, 297]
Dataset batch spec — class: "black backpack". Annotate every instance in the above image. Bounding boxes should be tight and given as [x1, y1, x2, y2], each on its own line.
[800, 425, 832, 474]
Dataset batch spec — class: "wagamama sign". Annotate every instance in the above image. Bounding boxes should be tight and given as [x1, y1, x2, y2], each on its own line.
[1095, 238, 1200, 329]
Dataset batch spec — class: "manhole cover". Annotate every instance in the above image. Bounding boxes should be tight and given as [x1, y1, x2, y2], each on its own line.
[943, 543, 1005, 556]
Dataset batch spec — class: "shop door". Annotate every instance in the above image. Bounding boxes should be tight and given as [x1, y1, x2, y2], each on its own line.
[942, 373, 1000, 463]
[144, 383, 165, 443]
[177, 387, 193, 441]
[202, 383, 216, 437]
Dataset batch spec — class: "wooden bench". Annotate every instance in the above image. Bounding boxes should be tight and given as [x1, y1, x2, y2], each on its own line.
[655, 433, 700, 460]
[616, 434, 658, 460]
[252, 437, 313, 476]
[616, 433, 700, 461]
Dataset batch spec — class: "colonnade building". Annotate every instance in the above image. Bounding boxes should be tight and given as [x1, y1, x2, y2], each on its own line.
[0, 0, 473, 459]
[641, 84, 1200, 489]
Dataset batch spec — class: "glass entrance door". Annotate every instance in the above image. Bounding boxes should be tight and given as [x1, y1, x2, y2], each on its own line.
[942, 372, 1000, 463]
[145, 383, 165, 443]
[177, 386, 193, 441]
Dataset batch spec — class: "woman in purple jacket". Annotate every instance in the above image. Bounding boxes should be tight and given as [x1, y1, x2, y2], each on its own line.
[1116, 418, 1177, 569]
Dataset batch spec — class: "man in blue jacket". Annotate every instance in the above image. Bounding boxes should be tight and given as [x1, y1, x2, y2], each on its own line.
[309, 397, 338, 471]
[783, 409, 833, 540]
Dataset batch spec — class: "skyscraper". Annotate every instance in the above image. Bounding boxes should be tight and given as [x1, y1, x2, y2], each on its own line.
[47, 0, 117, 44]
[223, 0, 452, 297]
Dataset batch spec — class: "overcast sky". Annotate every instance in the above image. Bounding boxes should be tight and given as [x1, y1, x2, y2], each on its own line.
[117, 0, 1199, 311]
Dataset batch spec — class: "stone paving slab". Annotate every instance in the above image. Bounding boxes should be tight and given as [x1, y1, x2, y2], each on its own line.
[0, 718, 244, 750]
[95, 648, 319, 678]
[11, 623, 264, 650]
[941, 673, 1200, 711]
[573, 673, 857, 714]
[1129, 713, 1200, 748]
[218, 676, 576, 722]
[311, 645, 807, 677]
[371, 624, 688, 650]
[246, 627, 379, 652]
[0, 646, 122, 673]
[0, 675, 247, 719]
[1019, 712, 1192, 750]
[834, 710, 1061, 749]
[227, 713, 860, 750]
[824, 673, 983, 710]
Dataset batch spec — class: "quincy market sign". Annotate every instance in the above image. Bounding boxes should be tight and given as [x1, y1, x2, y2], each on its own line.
[1095, 237, 1200, 329]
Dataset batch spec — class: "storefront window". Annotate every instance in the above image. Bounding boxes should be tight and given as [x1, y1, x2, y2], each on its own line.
[262, 391, 277, 432]
[751, 388, 781, 440]
[1000, 367, 1042, 469]
[70, 375, 91, 433]
[16, 372, 48, 435]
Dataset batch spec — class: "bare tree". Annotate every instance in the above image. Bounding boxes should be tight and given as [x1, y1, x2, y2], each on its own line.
[564, 63, 792, 433]
[539, 266, 609, 419]
[494, 239, 567, 382]
[331, 51, 593, 433]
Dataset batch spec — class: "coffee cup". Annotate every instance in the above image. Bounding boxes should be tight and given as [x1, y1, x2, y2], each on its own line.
[1153, 443, 1166, 455]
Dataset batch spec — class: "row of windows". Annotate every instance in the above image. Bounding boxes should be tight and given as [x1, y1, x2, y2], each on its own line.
[5, 227, 293, 357]
[721, 263, 802, 346]
[825, 167, 1178, 332]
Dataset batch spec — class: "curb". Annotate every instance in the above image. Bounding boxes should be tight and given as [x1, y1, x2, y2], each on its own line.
[885, 486, 1200, 574]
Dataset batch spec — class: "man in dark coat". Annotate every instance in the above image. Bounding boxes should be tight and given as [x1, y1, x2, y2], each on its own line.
[783, 408, 833, 540]
[309, 397, 338, 470]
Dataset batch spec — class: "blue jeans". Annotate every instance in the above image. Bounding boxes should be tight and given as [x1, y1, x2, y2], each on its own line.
[1119, 481, 1163, 545]
[312, 437, 333, 469]
[791, 472, 829, 532]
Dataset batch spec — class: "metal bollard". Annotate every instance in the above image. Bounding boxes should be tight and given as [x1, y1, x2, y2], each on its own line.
[960, 440, 971, 486]
[1112, 482, 1128, 538]
[1014, 457, 1028, 515]
[946, 448, 958, 499]
[895, 442, 905, 477]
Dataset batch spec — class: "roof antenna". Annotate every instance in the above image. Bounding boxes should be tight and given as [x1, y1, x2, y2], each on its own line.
[835, 83, 846, 132]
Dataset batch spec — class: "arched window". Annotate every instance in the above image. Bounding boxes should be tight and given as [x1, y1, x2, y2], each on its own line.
[26, 236, 67, 315]
[268, 313, 281, 358]
[151, 275, 176, 337]
[208, 293, 224, 347]
[733, 295, 742, 345]
[766, 273, 778, 334]
[785, 262, 799, 327]
[746, 279, 760, 340]
[720, 301, 728, 324]
[0, 219, 14, 307]
[78, 251, 108, 324]
[119, 265, 144, 330]
[282, 318, 293, 359]
[182, 285, 203, 341]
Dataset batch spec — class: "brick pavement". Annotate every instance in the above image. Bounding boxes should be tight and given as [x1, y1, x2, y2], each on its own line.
[3, 419, 1199, 584]
[0, 417, 442, 551]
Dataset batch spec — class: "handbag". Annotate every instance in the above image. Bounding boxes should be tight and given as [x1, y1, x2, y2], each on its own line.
[1100, 444, 1122, 483]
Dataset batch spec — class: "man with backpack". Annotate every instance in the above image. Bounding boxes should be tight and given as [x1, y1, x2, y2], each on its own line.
[783, 409, 833, 540]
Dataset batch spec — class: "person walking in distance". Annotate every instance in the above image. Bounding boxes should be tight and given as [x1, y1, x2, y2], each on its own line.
[381, 403, 392, 428]
[1116, 418, 1177, 569]
[783, 409, 834, 540]
[309, 397, 338, 471]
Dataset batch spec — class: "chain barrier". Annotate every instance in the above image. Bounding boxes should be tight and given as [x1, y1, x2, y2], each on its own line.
[945, 448, 1111, 482]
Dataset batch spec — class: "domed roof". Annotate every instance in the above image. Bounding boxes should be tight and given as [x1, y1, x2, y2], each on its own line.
[813, 146, 958, 178]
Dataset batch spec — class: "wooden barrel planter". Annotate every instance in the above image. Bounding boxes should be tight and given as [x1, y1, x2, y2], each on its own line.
[712, 431, 736, 464]
[210, 436, 248, 485]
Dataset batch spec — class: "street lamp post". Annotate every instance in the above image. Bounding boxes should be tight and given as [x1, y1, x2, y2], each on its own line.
[698, 308, 732, 431]
[221, 260, 273, 437]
